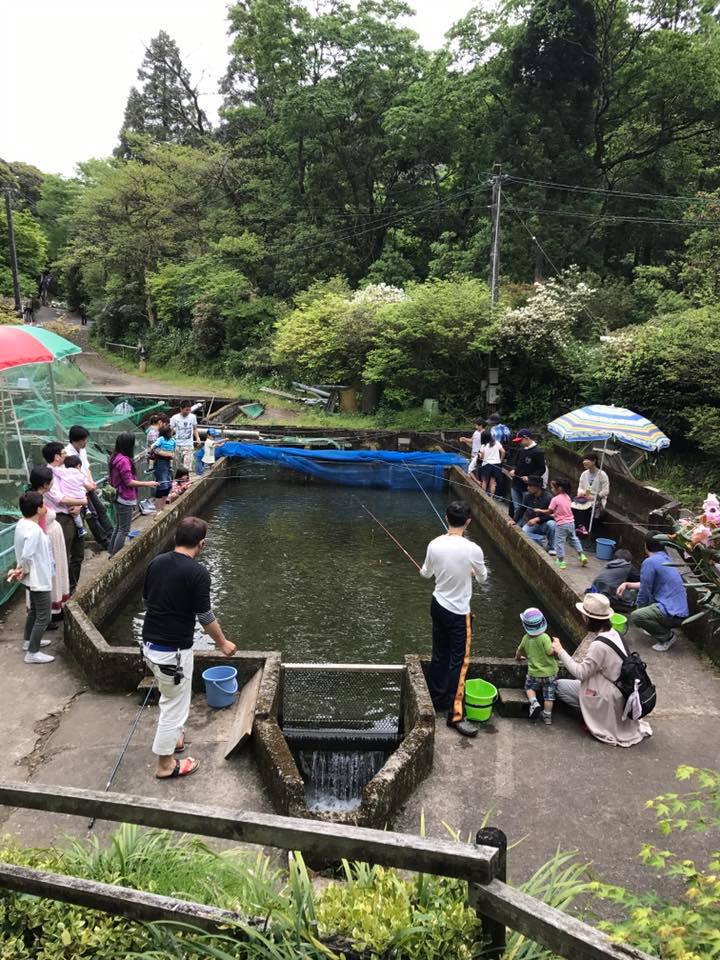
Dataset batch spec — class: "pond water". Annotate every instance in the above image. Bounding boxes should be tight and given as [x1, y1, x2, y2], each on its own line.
[104, 473, 546, 660]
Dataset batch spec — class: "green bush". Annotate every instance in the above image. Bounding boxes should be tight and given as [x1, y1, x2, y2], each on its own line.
[601, 307, 720, 441]
[364, 277, 495, 408]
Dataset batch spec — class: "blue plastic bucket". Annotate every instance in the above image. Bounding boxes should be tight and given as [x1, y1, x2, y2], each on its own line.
[595, 538, 616, 561]
[202, 666, 238, 709]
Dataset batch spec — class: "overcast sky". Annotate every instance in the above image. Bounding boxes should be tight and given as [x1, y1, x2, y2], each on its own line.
[1, 0, 475, 177]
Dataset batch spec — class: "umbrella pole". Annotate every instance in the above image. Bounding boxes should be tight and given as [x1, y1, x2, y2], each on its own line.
[588, 439, 607, 534]
[46, 363, 63, 441]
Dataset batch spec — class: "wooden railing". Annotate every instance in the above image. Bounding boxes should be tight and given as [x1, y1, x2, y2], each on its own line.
[0, 782, 653, 960]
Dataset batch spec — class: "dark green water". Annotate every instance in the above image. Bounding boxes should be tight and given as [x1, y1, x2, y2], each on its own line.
[104, 474, 544, 659]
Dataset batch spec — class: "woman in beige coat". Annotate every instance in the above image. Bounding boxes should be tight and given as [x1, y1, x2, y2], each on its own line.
[552, 593, 652, 747]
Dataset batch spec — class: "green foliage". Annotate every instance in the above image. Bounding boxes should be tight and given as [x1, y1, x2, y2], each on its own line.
[592, 766, 720, 960]
[36, 174, 83, 261]
[316, 860, 480, 959]
[365, 277, 495, 408]
[600, 307, 720, 440]
[0, 207, 48, 299]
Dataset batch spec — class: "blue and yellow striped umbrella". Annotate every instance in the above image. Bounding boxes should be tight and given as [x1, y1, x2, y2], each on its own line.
[547, 405, 670, 452]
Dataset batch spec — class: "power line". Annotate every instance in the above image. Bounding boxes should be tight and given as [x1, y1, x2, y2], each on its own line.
[505, 175, 720, 206]
[506, 203, 720, 227]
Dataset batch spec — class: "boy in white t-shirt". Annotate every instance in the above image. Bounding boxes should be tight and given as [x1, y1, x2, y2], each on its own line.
[8, 492, 55, 664]
[460, 417, 484, 476]
[420, 500, 487, 738]
[170, 401, 199, 472]
[202, 428, 226, 466]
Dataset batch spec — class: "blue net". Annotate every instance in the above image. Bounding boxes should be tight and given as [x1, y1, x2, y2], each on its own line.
[198, 444, 468, 490]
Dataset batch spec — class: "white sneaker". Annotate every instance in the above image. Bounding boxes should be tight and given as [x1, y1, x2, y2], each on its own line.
[652, 633, 676, 653]
[547, 549, 557, 556]
[24, 651, 55, 664]
[23, 639, 52, 650]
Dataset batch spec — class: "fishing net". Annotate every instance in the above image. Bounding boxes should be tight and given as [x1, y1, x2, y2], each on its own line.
[281, 666, 403, 734]
[0, 358, 168, 595]
[199, 443, 468, 490]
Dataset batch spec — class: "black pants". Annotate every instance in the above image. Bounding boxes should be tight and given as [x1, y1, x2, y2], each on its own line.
[86, 489, 113, 549]
[56, 512, 85, 591]
[427, 596, 473, 725]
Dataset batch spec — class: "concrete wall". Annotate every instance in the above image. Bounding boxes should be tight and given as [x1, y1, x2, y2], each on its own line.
[64, 459, 278, 692]
[254, 660, 435, 829]
[545, 442, 679, 524]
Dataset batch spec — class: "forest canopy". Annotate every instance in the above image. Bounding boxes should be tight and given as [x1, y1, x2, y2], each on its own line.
[2, 0, 720, 453]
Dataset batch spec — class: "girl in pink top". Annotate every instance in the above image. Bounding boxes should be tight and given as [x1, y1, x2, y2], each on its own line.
[540, 479, 588, 570]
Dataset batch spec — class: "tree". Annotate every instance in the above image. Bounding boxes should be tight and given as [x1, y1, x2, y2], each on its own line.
[116, 31, 210, 155]
[0, 207, 49, 298]
[36, 174, 83, 261]
[220, 0, 436, 292]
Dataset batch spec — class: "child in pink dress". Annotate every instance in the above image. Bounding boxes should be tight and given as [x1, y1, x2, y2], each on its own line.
[539, 478, 588, 570]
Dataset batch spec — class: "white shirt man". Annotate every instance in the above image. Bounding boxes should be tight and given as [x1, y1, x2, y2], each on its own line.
[420, 500, 487, 737]
[170, 403, 200, 472]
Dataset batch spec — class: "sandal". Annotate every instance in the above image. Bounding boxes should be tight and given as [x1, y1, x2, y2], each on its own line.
[156, 757, 199, 779]
[175, 734, 188, 754]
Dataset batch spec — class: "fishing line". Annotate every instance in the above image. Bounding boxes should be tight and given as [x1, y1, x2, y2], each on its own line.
[352, 495, 422, 571]
[88, 679, 156, 831]
[402, 462, 447, 530]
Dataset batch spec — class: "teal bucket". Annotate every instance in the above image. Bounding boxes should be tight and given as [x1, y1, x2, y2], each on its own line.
[202, 666, 238, 709]
[595, 538, 616, 561]
[464, 678, 498, 723]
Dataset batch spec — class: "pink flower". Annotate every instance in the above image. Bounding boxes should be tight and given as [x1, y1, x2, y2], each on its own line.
[690, 524, 713, 547]
[703, 493, 720, 526]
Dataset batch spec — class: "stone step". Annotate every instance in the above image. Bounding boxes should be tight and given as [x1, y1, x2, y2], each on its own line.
[497, 688, 528, 719]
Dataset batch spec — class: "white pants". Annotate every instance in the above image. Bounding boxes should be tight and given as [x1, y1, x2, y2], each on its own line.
[144, 647, 194, 756]
[176, 446, 195, 472]
[556, 679, 580, 711]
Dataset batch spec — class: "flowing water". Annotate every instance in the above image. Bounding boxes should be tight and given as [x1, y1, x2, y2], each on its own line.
[296, 749, 389, 812]
[104, 471, 546, 660]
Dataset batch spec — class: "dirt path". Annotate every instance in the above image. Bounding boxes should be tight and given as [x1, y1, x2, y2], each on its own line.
[36, 310, 217, 398]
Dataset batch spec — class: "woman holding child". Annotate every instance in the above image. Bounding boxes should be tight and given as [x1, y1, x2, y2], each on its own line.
[552, 594, 652, 747]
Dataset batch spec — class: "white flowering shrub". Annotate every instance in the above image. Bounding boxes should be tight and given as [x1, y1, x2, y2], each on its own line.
[352, 283, 406, 305]
[496, 266, 598, 363]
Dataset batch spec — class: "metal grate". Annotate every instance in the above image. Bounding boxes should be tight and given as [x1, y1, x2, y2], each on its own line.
[281, 664, 403, 735]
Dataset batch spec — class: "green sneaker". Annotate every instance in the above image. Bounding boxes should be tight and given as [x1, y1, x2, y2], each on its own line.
[579, 554, 588, 567]
[555, 559, 567, 570]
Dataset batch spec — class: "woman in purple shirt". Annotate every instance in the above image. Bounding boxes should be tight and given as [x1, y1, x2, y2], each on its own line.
[108, 434, 158, 557]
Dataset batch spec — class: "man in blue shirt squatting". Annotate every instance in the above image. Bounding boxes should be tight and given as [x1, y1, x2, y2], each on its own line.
[617, 533, 689, 653]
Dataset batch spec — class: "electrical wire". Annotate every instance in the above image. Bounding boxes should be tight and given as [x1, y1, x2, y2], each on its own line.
[505, 174, 720, 207]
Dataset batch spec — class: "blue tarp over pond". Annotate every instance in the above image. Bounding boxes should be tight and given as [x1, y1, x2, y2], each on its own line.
[200, 443, 468, 490]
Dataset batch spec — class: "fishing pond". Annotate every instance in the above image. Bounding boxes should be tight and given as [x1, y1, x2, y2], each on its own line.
[104, 474, 547, 660]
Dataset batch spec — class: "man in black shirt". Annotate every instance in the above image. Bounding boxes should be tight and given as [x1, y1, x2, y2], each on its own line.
[142, 516, 236, 779]
[508, 429, 546, 516]
[506, 476, 556, 554]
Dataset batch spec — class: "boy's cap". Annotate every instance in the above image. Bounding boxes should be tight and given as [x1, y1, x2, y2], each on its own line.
[526, 475, 543, 487]
[207, 428, 220, 436]
[512, 428, 532, 444]
[520, 607, 547, 636]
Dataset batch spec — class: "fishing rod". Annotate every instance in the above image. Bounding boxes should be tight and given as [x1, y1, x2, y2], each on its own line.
[402, 462, 447, 530]
[353, 496, 422, 571]
[87, 679, 156, 831]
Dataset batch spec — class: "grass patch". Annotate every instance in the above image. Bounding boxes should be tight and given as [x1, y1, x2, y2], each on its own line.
[91, 345, 469, 431]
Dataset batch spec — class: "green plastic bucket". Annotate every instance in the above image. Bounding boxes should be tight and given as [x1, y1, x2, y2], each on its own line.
[464, 678, 498, 723]
[610, 613, 628, 635]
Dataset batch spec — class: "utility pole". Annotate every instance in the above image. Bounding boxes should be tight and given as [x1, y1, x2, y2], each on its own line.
[489, 164, 503, 306]
[4, 189, 22, 313]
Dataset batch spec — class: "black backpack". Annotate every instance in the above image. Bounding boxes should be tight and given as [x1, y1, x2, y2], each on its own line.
[597, 635, 657, 718]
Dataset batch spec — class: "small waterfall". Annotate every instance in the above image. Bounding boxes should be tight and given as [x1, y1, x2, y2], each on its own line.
[297, 750, 388, 812]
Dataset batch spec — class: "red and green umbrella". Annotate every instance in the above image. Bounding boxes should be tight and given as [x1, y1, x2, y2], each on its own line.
[0, 324, 81, 371]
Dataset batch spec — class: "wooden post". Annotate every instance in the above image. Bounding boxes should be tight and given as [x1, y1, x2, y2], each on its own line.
[472, 826, 507, 960]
